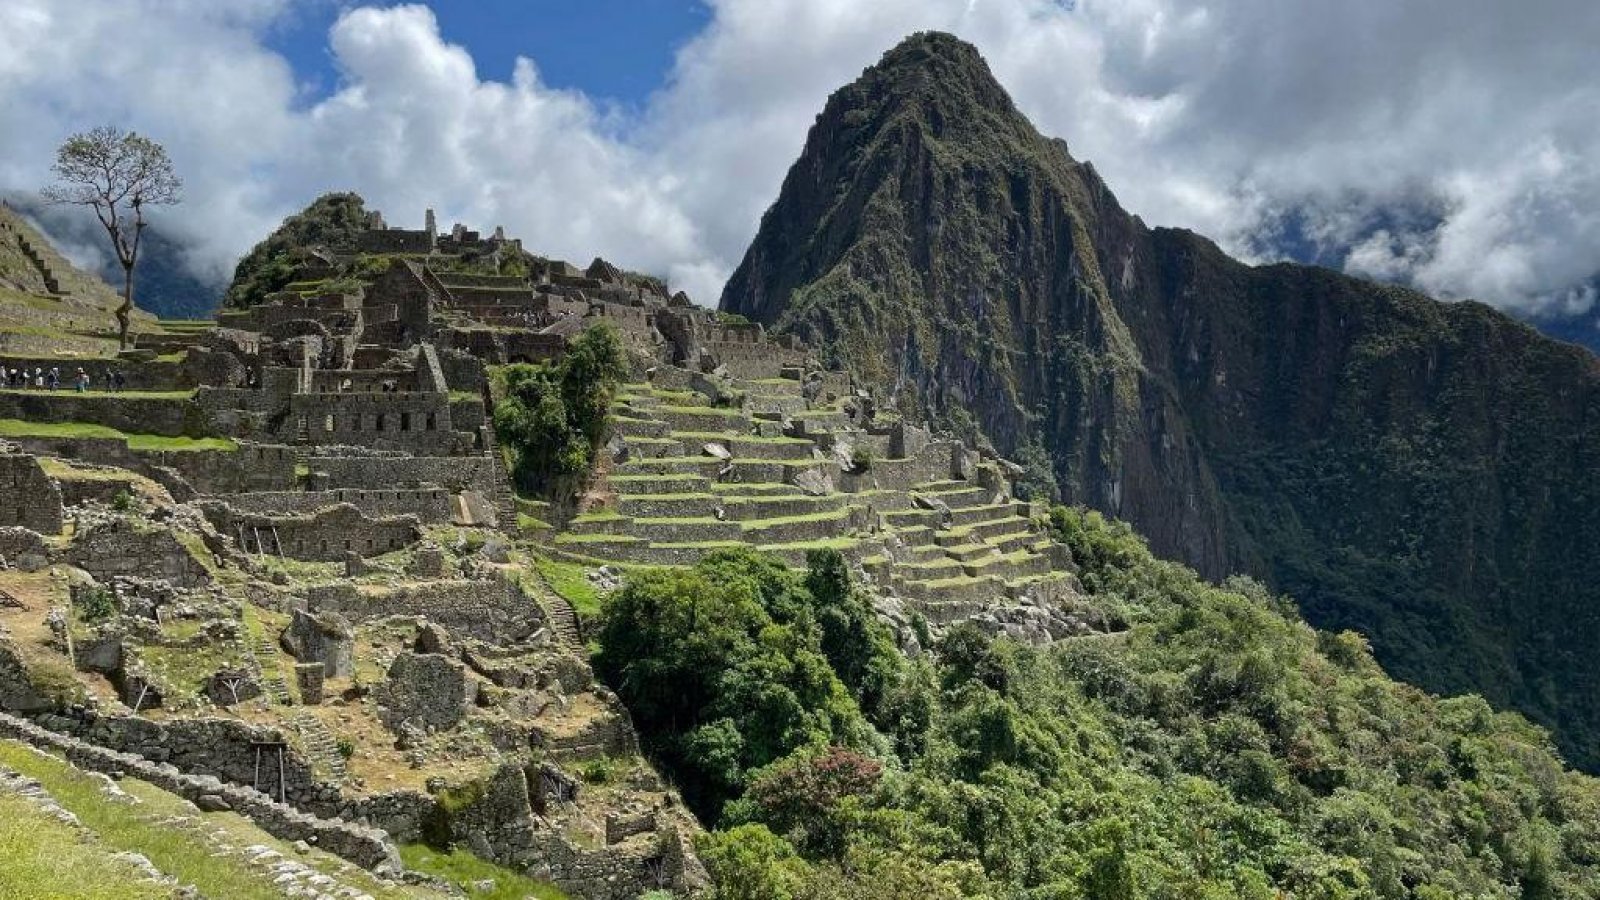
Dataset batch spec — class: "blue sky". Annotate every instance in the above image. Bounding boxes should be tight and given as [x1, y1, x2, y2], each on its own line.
[2, 0, 1595, 321]
[266, 1, 710, 109]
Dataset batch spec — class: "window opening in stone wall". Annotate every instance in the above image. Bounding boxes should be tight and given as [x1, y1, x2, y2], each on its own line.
[376, 414, 386, 431]
[426, 413, 437, 430]
[401, 412, 411, 432]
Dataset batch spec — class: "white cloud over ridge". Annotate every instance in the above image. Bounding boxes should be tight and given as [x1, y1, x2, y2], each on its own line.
[0, 0, 1596, 317]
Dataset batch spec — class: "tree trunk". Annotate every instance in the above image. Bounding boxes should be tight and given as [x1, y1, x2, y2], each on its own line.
[117, 261, 134, 351]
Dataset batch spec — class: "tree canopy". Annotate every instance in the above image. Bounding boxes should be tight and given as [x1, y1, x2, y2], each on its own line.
[595, 511, 1600, 899]
[492, 323, 627, 502]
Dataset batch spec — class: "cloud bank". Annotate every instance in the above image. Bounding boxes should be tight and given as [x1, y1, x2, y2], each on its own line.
[1, 0, 1596, 316]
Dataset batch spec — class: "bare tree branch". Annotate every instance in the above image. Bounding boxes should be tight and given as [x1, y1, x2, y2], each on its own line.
[41, 125, 181, 349]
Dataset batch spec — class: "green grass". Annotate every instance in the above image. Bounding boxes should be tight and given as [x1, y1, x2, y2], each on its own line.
[739, 508, 851, 531]
[517, 512, 554, 531]
[554, 533, 642, 544]
[533, 556, 605, 619]
[0, 742, 421, 899]
[400, 844, 569, 899]
[0, 791, 170, 899]
[657, 404, 747, 416]
[670, 431, 812, 445]
[0, 419, 235, 451]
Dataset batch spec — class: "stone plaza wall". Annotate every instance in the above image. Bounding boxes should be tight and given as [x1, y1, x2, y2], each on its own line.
[0, 355, 192, 392]
[0, 391, 206, 437]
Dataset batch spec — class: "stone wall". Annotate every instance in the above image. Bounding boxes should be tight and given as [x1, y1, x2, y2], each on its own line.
[310, 454, 496, 495]
[214, 488, 455, 524]
[0, 355, 191, 392]
[200, 502, 421, 561]
[0, 391, 206, 437]
[0, 451, 63, 534]
[12, 437, 297, 497]
[286, 392, 462, 454]
[67, 520, 211, 588]
[0, 711, 398, 872]
[304, 574, 545, 643]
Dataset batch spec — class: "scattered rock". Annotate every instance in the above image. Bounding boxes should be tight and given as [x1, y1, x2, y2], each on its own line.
[195, 793, 232, 812]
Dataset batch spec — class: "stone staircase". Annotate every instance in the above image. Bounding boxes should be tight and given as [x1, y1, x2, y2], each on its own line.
[15, 233, 62, 296]
[290, 712, 347, 780]
[544, 594, 582, 648]
[248, 631, 293, 706]
[482, 424, 520, 533]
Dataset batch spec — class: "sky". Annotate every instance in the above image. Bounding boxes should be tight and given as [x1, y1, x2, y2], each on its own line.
[0, 0, 1596, 321]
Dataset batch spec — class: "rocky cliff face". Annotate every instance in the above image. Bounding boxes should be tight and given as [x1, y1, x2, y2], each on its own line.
[721, 32, 1600, 768]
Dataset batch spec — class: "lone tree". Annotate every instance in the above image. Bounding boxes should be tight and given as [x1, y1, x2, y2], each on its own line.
[42, 126, 181, 350]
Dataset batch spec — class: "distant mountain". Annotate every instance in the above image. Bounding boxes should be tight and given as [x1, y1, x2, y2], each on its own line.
[721, 32, 1600, 769]
[5, 196, 222, 321]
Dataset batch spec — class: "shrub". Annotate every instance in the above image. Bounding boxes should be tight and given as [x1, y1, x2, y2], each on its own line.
[74, 586, 117, 623]
[849, 443, 873, 471]
[493, 323, 626, 502]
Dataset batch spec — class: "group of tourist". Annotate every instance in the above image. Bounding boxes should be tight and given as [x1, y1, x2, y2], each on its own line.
[1, 364, 125, 392]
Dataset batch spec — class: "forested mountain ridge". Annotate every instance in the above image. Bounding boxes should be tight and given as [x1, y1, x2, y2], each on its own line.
[719, 32, 1600, 769]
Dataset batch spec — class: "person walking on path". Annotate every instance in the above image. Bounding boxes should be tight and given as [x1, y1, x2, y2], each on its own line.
[47, 367, 59, 390]
[74, 368, 89, 392]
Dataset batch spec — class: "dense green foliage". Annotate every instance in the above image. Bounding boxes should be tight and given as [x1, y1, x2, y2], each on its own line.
[592, 548, 913, 821]
[224, 192, 370, 307]
[492, 323, 626, 501]
[598, 511, 1600, 899]
[720, 31, 1600, 769]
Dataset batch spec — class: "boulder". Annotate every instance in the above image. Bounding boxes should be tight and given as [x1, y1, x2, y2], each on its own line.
[280, 609, 354, 679]
[413, 621, 454, 657]
[793, 467, 834, 497]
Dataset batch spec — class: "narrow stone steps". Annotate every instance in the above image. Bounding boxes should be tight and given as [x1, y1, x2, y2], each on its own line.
[248, 635, 293, 706]
[290, 712, 347, 780]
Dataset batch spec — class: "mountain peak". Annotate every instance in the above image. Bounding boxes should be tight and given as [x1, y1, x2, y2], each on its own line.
[850, 31, 1019, 123]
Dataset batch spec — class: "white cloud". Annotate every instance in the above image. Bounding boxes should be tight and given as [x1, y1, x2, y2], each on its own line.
[0, 0, 1596, 316]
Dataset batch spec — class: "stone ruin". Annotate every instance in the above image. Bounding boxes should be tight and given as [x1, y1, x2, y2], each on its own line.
[0, 204, 1113, 899]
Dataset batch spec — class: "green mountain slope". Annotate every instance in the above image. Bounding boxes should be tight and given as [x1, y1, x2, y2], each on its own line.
[719, 32, 1600, 769]
[601, 529, 1600, 899]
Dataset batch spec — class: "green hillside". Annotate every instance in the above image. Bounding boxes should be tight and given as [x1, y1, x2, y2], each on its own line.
[719, 32, 1600, 770]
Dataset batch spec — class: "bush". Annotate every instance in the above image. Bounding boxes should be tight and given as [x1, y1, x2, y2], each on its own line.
[593, 549, 871, 822]
[849, 444, 874, 471]
[493, 323, 626, 502]
[110, 490, 136, 512]
[74, 586, 117, 623]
